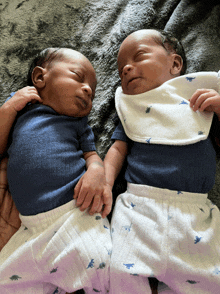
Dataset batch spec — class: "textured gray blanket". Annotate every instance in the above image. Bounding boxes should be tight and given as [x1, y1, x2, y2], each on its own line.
[1, 0, 220, 208]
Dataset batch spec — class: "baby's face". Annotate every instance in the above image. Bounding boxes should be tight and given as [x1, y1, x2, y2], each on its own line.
[118, 30, 176, 95]
[42, 49, 97, 117]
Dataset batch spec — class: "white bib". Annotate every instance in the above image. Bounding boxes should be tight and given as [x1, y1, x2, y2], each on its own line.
[115, 71, 220, 145]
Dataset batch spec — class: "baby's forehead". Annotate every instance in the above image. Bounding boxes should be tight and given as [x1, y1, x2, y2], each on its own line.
[122, 30, 160, 49]
[60, 49, 96, 75]
[60, 49, 89, 65]
[118, 30, 160, 61]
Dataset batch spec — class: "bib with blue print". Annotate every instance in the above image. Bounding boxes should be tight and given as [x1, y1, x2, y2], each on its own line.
[115, 71, 220, 145]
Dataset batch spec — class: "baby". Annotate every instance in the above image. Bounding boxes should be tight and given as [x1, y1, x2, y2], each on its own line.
[0, 48, 112, 294]
[104, 29, 220, 294]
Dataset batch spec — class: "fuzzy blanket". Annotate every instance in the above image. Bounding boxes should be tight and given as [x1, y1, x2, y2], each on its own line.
[1, 0, 220, 249]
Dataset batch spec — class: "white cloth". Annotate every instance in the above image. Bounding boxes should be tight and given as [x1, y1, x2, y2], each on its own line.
[0, 200, 112, 294]
[110, 183, 220, 294]
[115, 71, 220, 145]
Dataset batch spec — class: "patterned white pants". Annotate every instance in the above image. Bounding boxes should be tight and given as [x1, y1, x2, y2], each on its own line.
[110, 183, 220, 294]
[0, 200, 112, 294]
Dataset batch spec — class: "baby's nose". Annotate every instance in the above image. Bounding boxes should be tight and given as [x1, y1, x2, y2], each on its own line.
[122, 64, 133, 75]
[82, 84, 92, 98]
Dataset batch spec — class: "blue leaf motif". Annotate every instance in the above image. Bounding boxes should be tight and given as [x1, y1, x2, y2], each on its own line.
[146, 106, 152, 113]
[186, 280, 199, 284]
[10, 275, 22, 281]
[87, 259, 95, 269]
[186, 77, 196, 82]
[123, 263, 134, 269]
[52, 287, 59, 294]
[123, 224, 132, 232]
[179, 100, 188, 105]
[194, 236, 202, 244]
[50, 267, 58, 274]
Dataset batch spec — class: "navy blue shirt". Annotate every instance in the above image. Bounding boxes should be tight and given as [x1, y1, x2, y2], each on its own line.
[6, 103, 96, 215]
[112, 121, 217, 193]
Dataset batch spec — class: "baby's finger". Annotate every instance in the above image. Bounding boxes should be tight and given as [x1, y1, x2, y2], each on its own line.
[76, 190, 87, 207]
[30, 97, 43, 105]
[101, 203, 112, 219]
[197, 97, 215, 112]
[28, 89, 43, 103]
[190, 90, 212, 111]
[97, 200, 104, 213]
[27, 86, 38, 93]
[194, 93, 216, 112]
[189, 89, 201, 106]
[88, 195, 101, 215]
[101, 192, 112, 218]
[79, 193, 94, 211]
[190, 89, 209, 109]
[73, 180, 82, 199]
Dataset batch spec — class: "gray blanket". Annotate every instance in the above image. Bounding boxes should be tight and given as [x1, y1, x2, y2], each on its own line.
[1, 0, 220, 208]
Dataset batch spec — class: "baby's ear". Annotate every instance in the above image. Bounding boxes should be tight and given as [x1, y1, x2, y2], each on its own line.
[31, 66, 46, 89]
[170, 54, 183, 76]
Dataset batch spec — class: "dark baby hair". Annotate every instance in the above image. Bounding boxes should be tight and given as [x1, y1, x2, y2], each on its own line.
[155, 29, 187, 75]
[27, 48, 62, 86]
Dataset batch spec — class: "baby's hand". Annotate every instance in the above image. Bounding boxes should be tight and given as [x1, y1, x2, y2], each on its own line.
[5, 86, 42, 114]
[189, 89, 220, 118]
[74, 162, 109, 216]
[88, 183, 112, 218]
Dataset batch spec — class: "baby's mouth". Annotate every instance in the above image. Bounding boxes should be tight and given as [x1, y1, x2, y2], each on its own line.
[127, 77, 140, 85]
[76, 96, 88, 108]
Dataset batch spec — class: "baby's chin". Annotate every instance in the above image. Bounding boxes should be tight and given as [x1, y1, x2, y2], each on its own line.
[122, 82, 161, 95]
[122, 86, 150, 95]
[122, 80, 157, 95]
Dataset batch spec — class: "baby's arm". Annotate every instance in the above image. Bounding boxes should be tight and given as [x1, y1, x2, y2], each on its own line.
[74, 151, 112, 218]
[0, 87, 42, 157]
[189, 89, 220, 119]
[104, 140, 128, 192]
